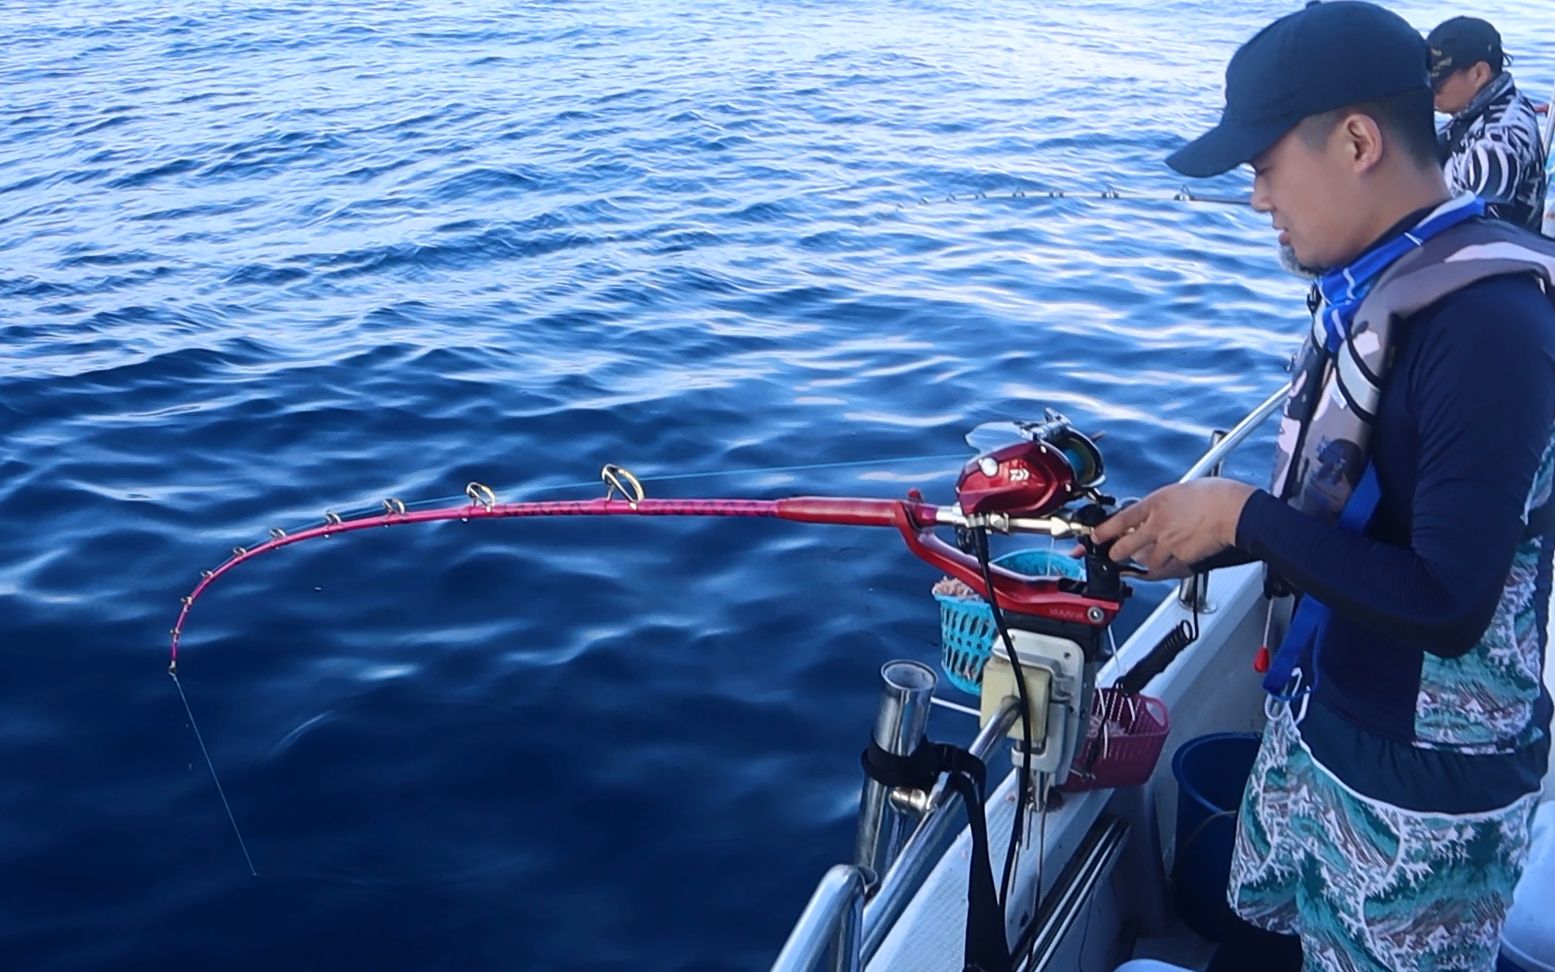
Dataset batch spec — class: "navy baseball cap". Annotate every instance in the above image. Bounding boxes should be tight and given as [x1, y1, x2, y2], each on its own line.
[1168, 1, 1431, 178]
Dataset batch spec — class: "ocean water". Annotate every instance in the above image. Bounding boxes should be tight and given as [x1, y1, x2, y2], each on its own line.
[3, 1, 1550, 969]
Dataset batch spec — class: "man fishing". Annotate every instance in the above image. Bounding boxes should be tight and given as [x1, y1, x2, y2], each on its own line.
[1428, 16, 1548, 233]
[1091, 2, 1555, 969]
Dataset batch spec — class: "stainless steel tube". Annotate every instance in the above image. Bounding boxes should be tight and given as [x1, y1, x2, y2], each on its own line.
[853, 660, 937, 880]
[861, 698, 1021, 961]
[769, 864, 867, 972]
[1176, 384, 1287, 484]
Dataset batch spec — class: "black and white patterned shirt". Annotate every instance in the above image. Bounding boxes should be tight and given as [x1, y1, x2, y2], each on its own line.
[1438, 72, 1549, 232]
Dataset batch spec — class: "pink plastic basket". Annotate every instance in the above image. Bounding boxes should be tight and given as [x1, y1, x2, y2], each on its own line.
[1058, 688, 1170, 792]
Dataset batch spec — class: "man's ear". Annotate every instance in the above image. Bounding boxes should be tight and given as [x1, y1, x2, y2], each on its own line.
[1340, 113, 1385, 173]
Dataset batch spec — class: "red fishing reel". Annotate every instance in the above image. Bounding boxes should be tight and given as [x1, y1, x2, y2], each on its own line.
[955, 424, 1104, 518]
[896, 418, 1125, 629]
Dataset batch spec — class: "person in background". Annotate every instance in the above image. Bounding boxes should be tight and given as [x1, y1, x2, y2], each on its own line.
[1429, 16, 1548, 232]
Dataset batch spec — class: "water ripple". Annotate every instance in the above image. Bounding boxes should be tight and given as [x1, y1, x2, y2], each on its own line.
[2, 0, 1550, 969]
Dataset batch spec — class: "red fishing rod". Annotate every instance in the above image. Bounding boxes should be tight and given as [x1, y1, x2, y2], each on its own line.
[168, 417, 1130, 672]
[166, 414, 1142, 883]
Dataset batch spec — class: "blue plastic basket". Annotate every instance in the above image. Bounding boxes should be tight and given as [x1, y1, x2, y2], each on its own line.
[933, 549, 1086, 695]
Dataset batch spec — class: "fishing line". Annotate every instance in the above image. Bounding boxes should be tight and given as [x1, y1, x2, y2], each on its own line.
[171, 670, 257, 877]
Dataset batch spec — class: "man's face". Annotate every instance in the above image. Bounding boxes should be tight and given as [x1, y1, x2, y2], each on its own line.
[1250, 124, 1366, 274]
[1433, 64, 1486, 115]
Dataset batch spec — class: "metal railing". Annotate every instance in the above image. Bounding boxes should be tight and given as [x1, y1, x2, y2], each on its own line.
[1543, 78, 1555, 160]
[770, 864, 868, 972]
[1176, 383, 1289, 610]
[1176, 384, 1287, 485]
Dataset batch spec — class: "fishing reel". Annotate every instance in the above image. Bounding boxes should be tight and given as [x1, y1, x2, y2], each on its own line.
[953, 411, 1124, 603]
[954, 416, 1105, 518]
[946, 414, 1129, 785]
[895, 410, 1128, 632]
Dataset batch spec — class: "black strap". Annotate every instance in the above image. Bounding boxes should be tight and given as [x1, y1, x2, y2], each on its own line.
[862, 740, 1012, 972]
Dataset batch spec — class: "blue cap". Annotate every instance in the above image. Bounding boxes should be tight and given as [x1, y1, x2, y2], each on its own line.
[1168, 1, 1431, 178]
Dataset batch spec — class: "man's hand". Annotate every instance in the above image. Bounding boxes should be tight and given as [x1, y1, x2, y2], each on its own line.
[1090, 479, 1257, 579]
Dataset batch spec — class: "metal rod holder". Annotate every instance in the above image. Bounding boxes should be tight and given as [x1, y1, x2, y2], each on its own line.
[861, 697, 1021, 961]
[773, 386, 1291, 971]
[854, 659, 936, 882]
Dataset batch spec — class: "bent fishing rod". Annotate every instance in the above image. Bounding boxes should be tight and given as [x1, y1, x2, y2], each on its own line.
[168, 414, 1138, 674]
[166, 411, 1141, 894]
[167, 406, 1262, 911]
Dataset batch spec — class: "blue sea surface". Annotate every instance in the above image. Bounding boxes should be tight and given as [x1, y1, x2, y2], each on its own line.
[3, 1, 1550, 969]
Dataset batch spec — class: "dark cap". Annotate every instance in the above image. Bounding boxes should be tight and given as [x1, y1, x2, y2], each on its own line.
[1427, 17, 1504, 87]
[1168, 1, 1430, 178]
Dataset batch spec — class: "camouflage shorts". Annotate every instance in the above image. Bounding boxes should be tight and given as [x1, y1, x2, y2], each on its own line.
[1227, 701, 1540, 972]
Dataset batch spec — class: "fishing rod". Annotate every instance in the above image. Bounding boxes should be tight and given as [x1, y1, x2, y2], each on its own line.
[900, 184, 1250, 208]
[793, 178, 1253, 224]
[311, 451, 977, 524]
[166, 409, 1158, 939]
[167, 416, 1133, 673]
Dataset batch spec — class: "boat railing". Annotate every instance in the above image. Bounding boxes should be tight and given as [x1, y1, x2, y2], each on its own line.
[1174, 385, 1286, 485]
[1175, 384, 1287, 611]
[769, 383, 1288, 972]
[1544, 78, 1555, 161]
[768, 864, 868, 972]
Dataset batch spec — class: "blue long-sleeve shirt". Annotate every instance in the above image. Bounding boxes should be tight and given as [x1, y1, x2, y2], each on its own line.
[1228, 236, 1555, 810]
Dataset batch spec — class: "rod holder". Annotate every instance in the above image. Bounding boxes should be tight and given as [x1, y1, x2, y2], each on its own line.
[854, 659, 936, 883]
